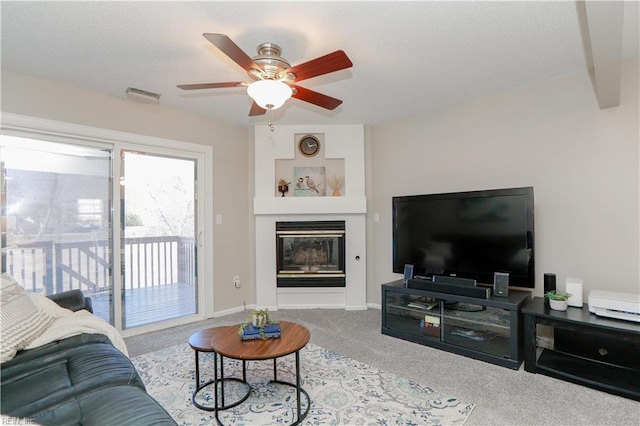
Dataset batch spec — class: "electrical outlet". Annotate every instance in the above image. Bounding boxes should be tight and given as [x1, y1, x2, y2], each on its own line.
[234, 276, 240, 288]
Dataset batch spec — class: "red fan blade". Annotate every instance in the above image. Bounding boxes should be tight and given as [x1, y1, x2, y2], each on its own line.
[249, 101, 267, 116]
[286, 50, 353, 82]
[292, 85, 343, 110]
[203, 33, 264, 73]
[177, 82, 244, 90]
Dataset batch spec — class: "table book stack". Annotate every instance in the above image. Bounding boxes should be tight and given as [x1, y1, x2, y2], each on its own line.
[240, 323, 281, 340]
[423, 314, 441, 337]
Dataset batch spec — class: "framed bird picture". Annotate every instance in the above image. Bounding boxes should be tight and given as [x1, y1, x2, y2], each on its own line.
[293, 167, 326, 196]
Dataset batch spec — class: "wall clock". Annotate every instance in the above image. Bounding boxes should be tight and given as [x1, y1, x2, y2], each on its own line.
[298, 135, 320, 157]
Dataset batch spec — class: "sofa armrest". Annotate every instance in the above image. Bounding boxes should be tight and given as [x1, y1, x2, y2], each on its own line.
[47, 290, 93, 313]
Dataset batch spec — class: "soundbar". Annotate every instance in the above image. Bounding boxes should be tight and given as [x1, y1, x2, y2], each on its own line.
[408, 279, 491, 298]
[433, 275, 477, 287]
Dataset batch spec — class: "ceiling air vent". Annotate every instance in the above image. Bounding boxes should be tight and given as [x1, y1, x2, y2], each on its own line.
[125, 87, 161, 104]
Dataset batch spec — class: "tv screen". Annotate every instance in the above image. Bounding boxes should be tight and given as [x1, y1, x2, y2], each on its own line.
[392, 187, 534, 288]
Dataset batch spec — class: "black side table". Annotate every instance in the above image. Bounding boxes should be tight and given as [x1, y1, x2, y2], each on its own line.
[522, 297, 640, 401]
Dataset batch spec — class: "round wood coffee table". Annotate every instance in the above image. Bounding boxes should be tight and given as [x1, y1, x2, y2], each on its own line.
[188, 321, 311, 426]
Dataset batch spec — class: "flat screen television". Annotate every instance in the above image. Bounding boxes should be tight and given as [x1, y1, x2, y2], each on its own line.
[392, 187, 534, 288]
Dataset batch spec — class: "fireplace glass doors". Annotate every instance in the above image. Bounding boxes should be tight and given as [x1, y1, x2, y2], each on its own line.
[276, 221, 345, 287]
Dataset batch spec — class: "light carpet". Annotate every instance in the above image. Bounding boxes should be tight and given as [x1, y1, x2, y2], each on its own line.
[132, 342, 475, 425]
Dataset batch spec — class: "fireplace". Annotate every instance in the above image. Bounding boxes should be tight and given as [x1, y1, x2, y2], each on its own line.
[276, 221, 346, 287]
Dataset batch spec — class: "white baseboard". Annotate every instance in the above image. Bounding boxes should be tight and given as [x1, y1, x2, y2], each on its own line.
[212, 303, 378, 316]
[211, 305, 250, 318]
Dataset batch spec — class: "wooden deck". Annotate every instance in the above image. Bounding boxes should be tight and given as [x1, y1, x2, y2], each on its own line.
[6, 237, 198, 329]
[91, 282, 197, 329]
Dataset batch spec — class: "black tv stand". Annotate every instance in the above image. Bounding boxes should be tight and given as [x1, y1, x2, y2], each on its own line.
[382, 280, 531, 369]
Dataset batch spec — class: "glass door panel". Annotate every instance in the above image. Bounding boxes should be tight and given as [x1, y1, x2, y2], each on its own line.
[121, 151, 197, 329]
[1, 136, 113, 324]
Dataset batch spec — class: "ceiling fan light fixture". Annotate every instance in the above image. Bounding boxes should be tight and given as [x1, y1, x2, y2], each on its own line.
[247, 80, 292, 110]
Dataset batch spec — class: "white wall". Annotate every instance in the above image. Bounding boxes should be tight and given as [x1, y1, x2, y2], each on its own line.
[1, 71, 253, 313]
[367, 58, 639, 303]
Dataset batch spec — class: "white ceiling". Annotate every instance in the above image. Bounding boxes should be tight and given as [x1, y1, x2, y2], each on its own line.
[1, 1, 638, 127]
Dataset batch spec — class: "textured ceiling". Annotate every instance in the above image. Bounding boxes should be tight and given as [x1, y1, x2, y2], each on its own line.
[1, 1, 638, 127]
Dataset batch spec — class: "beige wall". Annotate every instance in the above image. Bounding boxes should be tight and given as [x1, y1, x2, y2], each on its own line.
[3, 56, 639, 311]
[367, 58, 640, 303]
[1, 71, 253, 313]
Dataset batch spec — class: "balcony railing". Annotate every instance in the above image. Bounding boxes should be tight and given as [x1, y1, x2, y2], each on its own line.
[6, 236, 195, 295]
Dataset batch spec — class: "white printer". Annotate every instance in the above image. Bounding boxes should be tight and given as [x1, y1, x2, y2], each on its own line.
[588, 290, 640, 323]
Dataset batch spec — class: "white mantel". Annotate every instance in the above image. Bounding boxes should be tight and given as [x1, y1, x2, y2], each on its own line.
[253, 124, 367, 310]
[254, 196, 367, 215]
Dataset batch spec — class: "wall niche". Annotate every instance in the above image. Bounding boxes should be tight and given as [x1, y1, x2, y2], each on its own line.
[275, 133, 345, 197]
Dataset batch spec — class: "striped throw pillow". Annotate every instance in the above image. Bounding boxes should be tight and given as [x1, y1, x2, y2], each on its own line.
[1, 273, 54, 363]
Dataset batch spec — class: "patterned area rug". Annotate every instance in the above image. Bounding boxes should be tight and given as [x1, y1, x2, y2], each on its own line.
[132, 343, 475, 425]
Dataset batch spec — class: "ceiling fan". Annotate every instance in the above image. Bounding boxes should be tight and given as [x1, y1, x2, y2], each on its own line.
[177, 33, 353, 125]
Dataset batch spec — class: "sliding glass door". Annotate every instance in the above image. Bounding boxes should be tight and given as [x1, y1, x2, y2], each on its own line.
[1, 136, 113, 323]
[1, 131, 205, 332]
[120, 150, 197, 329]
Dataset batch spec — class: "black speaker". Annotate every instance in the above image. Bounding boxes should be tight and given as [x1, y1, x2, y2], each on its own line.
[544, 273, 556, 293]
[493, 272, 509, 297]
[403, 264, 414, 285]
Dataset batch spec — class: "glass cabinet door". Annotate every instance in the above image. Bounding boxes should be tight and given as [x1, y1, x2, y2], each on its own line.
[441, 303, 512, 358]
[383, 290, 441, 340]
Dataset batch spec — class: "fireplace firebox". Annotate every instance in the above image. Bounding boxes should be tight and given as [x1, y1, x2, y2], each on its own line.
[276, 221, 346, 287]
